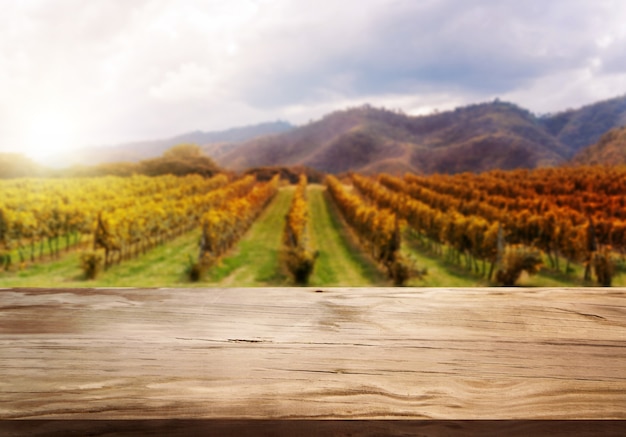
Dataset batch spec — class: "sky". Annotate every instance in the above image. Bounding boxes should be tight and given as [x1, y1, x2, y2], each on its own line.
[2, 0, 626, 161]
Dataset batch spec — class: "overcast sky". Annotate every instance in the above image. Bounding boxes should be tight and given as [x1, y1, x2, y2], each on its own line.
[2, 0, 626, 160]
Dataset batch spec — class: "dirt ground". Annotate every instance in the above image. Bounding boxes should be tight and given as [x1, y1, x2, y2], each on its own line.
[1, 287, 625, 424]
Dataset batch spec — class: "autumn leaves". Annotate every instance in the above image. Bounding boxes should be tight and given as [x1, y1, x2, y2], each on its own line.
[2, 165, 624, 286]
[326, 174, 412, 285]
[359, 167, 625, 286]
[193, 175, 280, 280]
[281, 175, 318, 284]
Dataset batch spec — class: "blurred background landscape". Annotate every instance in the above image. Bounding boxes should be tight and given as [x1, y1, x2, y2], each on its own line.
[2, 1, 626, 288]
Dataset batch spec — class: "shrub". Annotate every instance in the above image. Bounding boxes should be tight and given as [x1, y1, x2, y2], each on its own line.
[387, 257, 411, 286]
[186, 253, 216, 282]
[186, 260, 203, 282]
[284, 247, 319, 284]
[495, 245, 542, 286]
[386, 254, 425, 286]
[0, 250, 10, 271]
[592, 249, 615, 287]
[80, 251, 103, 279]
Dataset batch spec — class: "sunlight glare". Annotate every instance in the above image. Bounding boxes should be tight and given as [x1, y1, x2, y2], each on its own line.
[22, 110, 80, 160]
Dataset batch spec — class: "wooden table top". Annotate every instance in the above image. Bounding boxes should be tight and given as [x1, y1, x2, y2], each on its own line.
[1, 287, 625, 434]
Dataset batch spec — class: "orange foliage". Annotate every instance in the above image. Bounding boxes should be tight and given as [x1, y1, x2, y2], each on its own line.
[371, 165, 626, 284]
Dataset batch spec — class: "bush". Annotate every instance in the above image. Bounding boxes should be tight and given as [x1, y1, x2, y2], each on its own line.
[592, 249, 615, 287]
[284, 247, 318, 285]
[388, 258, 410, 286]
[386, 254, 425, 286]
[0, 250, 11, 271]
[186, 253, 216, 282]
[80, 251, 103, 279]
[187, 261, 203, 282]
[495, 245, 542, 286]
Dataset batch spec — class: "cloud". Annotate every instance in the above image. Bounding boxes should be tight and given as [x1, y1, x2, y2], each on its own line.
[232, 0, 616, 106]
[1, 0, 626, 156]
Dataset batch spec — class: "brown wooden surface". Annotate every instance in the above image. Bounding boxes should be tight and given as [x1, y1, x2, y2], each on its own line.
[1, 287, 625, 420]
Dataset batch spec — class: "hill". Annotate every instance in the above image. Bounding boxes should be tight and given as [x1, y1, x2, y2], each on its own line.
[51, 121, 293, 167]
[0, 153, 47, 178]
[570, 125, 626, 165]
[33, 94, 626, 175]
[540, 94, 626, 153]
[216, 101, 570, 174]
[214, 95, 626, 175]
[58, 144, 223, 178]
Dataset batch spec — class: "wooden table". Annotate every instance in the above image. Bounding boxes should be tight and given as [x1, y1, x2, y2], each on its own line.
[1, 287, 625, 434]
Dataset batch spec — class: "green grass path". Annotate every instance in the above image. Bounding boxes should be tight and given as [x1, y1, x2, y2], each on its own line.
[202, 187, 294, 286]
[307, 185, 386, 286]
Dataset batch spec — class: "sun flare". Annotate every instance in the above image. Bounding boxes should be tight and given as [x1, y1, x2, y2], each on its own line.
[22, 110, 80, 160]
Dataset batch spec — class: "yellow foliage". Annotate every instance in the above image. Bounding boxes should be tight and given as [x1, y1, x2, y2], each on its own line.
[282, 175, 317, 284]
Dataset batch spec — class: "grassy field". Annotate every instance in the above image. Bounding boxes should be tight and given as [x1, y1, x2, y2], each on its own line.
[307, 185, 386, 286]
[0, 228, 204, 288]
[402, 242, 490, 287]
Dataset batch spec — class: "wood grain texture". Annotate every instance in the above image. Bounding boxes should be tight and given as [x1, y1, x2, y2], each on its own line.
[1, 287, 625, 420]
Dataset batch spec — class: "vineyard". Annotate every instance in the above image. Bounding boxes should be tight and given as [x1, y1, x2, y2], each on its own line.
[348, 166, 626, 286]
[1, 166, 626, 287]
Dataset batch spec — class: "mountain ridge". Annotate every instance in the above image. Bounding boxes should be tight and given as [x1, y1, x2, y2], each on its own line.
[570, 125, 626, 166]
[214, 95, 626, 174]
[540, 94, 626, 152]
[46, 94, 626, 174]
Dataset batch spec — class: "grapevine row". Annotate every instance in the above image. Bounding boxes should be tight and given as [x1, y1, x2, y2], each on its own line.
[325, 175, 409, 285]
[198, 175, 280, 267]
[402, 168, 626, 244]
[282, 175, 317, 284]
[92, 174, 255, 268]
[371, 169, 620, 284]
[351, 173, 501, 278]
[0, 174, 229, 269]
